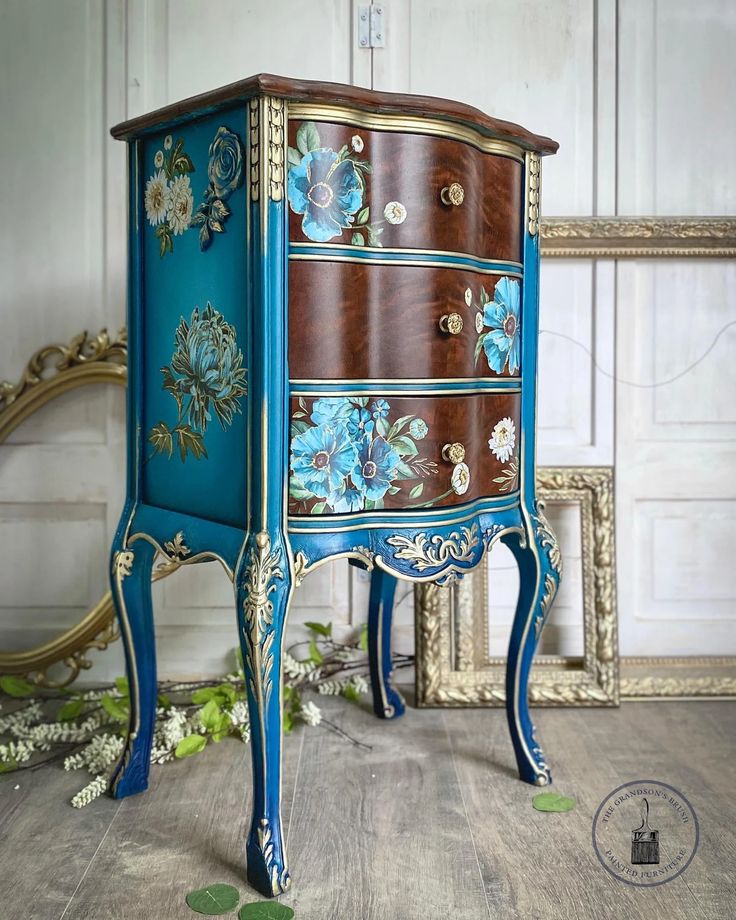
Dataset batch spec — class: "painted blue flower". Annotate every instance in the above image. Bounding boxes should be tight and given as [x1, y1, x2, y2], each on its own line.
[288, 149, 363, 242]
[330, 487, 365, 513]
[310, 396, 353, 427]
[351, 436, 400, 502]
[290, 422, 358, 499]
[482, 277, 521, 374]
[168, 303, 247, 432]
[346, 406, 375, 443]
[409, 418, 428, 440]
[371, 399, 390, 420]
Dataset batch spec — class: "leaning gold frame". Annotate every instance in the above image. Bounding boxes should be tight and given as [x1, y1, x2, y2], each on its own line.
[416, 467, 618, 707]
[0, 330, 128, 686]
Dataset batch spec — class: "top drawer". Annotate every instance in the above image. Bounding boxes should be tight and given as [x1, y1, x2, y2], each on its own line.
[287, 118, 523, 264]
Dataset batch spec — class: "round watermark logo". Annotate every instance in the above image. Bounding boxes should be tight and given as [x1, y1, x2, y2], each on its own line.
[592, 780, 699, 887]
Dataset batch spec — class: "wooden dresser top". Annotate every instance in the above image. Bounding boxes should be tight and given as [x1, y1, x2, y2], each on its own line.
[110, 72, 558, 154]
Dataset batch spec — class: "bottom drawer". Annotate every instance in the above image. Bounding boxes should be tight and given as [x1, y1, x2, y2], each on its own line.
[288, 392, 521, 516]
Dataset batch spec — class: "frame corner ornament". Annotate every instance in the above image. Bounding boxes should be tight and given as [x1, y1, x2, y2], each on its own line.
[0, 328, 128, 687]
[415, 467, 619, 707]
[249, 95, 285, 203]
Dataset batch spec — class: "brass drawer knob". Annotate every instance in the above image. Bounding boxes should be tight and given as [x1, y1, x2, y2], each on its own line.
[440, 182, 465, 207]
[442, 442, 466, 464]
[439, 312, 464, 335]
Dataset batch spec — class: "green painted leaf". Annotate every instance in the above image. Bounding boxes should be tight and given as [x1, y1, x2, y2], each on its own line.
[296, 121, 320, 155]
[311, 501, 327, 514]
[532, 792, 576, 813]
[185, 883, 240, 915]
[238, 901, 294, 920]
[149, 421, 173, 458]
[174, 424, 208, 462]
[305, 621, 332, 637]
[173, 152, 195, 174]
[289, 479, 313, 500]
[409, 483, 424, 499]
[479, 285, 489, 305]
[390, 435, 418, 458]
[287, 146, 302, 168]
[0, 675, 36, 698]
[387, 485, 401, 495]
[366, 225, 383, 247]
[474, 332, 488, 365]
[386, 414, 414, 441]
[351, 232, 365, 246]
[175, 734, 207, 758]
[357, 206, 370, 225]
[375, 416, 390, 438]
[58, 699, 85, 721]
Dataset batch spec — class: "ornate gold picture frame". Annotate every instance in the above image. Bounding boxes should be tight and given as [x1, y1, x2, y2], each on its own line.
[415, 467, 618, 707]
[0, 330, 127, 686]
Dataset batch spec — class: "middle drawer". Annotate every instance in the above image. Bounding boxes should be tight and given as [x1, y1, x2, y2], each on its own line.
[288, 261, 522, 381]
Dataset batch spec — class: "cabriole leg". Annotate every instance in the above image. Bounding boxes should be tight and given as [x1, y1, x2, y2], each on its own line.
[503, 506, 561, 785]
[108, 535, 157, 799]
[368, 567, 405, 719]
[236, 531, 292, 898]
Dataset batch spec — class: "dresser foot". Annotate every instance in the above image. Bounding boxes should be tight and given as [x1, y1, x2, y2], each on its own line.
[108, 531, 157, 799]
[236, 531, 293, 896]
[367, 568, 406, 719]
[502, 510, 561, 786]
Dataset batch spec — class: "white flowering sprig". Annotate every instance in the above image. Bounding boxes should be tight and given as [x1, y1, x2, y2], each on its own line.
[0, 620, 413, 806]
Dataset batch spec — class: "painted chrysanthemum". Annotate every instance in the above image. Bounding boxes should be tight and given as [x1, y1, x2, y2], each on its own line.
[351, 436, 401, 502]
[383, 201, 407, 225]
[144, 169, 169, 226]
[290, 422, 358, 500]
[488, 417, 516, 463]
[169, 303, 247, 433]
[287, 148, 363, 242]
[451, 462, 471, 495]
[166, 174, 193, 235]
[482, 277, 521, 374]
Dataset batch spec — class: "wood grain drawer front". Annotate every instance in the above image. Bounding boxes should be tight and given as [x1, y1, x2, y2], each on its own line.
[287, 120, 522, 263]
[289, 261, 521, 381]
[288, 393, 520, 516]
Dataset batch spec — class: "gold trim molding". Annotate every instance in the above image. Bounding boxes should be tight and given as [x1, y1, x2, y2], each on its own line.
[415, 467, 619, 707]
[0, 329, 127, 686]
[540, 216, 736, 258]
[620, 656, 736, 699]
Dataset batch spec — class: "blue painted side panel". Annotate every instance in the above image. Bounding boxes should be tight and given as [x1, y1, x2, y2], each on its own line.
[139, 107, 249, 529]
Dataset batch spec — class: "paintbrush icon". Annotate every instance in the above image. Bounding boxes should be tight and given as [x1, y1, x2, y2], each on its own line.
[631, 797, 660, 865]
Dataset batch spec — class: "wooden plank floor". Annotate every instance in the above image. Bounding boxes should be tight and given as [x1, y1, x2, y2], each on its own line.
[1, 698, 734, 920]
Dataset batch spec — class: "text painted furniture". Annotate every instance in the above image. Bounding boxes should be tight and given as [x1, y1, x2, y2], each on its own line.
[109, 74, 560, 898]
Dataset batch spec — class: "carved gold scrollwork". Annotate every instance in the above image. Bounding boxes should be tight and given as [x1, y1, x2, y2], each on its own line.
[527, 153, 540, 236]
[249, 98, 261, 202]
[257, 818, 291, 896]
[242, 532, 284, 711]
[267, 97, 285, 201]
[386, 523, 480, 575]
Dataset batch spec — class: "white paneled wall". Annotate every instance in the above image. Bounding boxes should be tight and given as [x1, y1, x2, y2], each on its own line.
[0, 0, 733, 680]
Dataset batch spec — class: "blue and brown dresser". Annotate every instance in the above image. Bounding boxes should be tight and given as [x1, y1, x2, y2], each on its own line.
[108, 74, 561, 897]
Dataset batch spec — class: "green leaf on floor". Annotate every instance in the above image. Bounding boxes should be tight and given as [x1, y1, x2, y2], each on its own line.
[58, 699, 86, 721]
[238, 902, 295, 920]
[304, 620, 332, 638]
[185, 883, 240, 915]
[175, 734, 207, 758]
[532, 792, 576, 813]
[0, 675, 36, 698]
